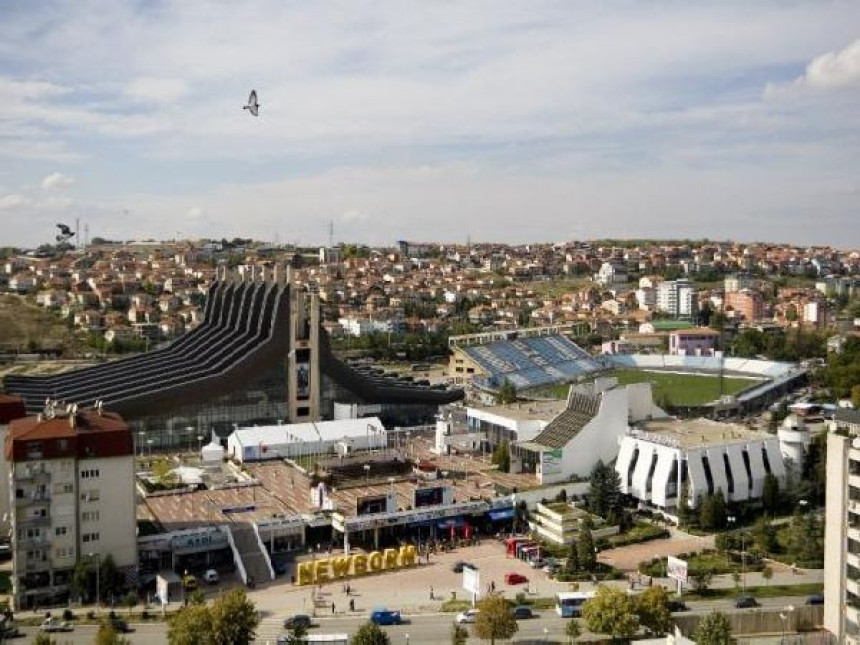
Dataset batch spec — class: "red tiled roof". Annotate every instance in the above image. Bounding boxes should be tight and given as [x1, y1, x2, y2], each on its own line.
[6, 409, 132, 462]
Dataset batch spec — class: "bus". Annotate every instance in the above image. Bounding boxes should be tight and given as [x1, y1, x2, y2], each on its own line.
[556, 591, 595, 618]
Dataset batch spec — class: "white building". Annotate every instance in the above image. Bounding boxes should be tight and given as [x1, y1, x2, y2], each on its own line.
[227, 417, 386, 463]
[615, 418, 786, 519]
[824, 408, 860, 643]
[513, 378, 668, 485]
[656, 278, 696, 319]
[5, 404, 137, 609]
[595, 261, 628, 286]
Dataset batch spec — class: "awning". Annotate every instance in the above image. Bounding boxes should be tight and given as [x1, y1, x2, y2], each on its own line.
[488, 508, 515, 521]
[436, 517, 465, 529]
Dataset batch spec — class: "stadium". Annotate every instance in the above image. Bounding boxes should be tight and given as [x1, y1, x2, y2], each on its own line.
[3, 266, 463, 448]
[448, 326, 807, 415]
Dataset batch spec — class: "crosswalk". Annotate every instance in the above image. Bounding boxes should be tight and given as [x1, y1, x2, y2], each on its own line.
[254, 617, 286, 643]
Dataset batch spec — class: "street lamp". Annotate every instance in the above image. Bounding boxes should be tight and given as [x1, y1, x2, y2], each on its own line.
[405, 634, 410, 645]
[727, 515, 745, 593]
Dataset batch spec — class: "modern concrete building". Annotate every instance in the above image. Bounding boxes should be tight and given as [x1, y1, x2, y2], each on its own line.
[656, 279, 696, 319]
[668, 328, 719, 356]
[513, 378, 667, 485]
[5, 403, 137, 609]
[616, 417, 786, 519]
[824, 408, 860, 643]
[527, 502, 618, 546]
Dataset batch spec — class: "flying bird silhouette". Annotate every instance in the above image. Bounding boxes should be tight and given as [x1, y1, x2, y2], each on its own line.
[243, 90, 260, 117]
[56, 223, 74, 237]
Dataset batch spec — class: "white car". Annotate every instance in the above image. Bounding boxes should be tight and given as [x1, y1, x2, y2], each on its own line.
[456, 609, 479, 624]
[204, 569, 219, 584]
[40, 617, 72, 633]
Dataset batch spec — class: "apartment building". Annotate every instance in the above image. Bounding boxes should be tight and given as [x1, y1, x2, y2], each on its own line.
[656, 278, 696, 319]
[4, 404, 136, 609]
[824, 409, 860, 643]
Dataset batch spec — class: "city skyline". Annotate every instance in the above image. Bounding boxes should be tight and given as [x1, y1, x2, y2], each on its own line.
[1, 1, 860, 248]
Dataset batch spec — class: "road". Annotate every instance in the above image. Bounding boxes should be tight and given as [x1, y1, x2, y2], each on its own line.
[18, 596, 817, 644]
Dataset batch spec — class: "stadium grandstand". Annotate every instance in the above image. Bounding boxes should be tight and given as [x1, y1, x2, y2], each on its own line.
[447, 325, 604, 392]
[4, 266, 463, 448]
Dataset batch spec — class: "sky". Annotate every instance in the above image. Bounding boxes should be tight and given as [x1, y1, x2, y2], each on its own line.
[1, 1, 859, 248]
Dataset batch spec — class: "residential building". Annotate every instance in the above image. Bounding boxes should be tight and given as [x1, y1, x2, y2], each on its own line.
[656, 279, 696, 319]
[668, 328, 719, 356]
[5, 404, 137, 609]
[615, 417, 786, 520]
[595, 261, 628, 286]
[527, 503, 618, 546]
[824, 409, 860, 643]
[724, 273, 754, 294]
[725, 288, 764, 322]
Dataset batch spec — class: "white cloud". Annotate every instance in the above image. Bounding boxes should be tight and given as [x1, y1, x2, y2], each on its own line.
[341, 209, 369, 223]
[185, 206, 206, 221]
[124, 77, 188, 104]
[0, 194, 29, 210]
[39, 196, 74, 210]
[766, 38, 860, 98]
[42, 171, 74, 190]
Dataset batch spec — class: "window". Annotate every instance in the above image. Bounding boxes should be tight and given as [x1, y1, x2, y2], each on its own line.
[55, 526, 68, 537]
[26, 442, 42, 459]
[82, 532, 99, 543]
[53, 483, 73, 494]
[81, 469, 101, 479]
[82, 511, 100, 522]
[57, 439, 69, 451]
[723, 453, 734, 495]
[81, 490, 100, 502]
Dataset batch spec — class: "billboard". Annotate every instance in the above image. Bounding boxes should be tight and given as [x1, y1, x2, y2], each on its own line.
[462, 565, 480, 597]
[414, 486, 445, 508]
[541, 449, 563, 477]
[356, 494, 389, 517]
[667, 556, 688, 584]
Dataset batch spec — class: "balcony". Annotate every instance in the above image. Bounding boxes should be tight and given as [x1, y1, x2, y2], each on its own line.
[17, 515, 50, 528]
[850, 474, 860, 491]
[849, 552, 860, 570]
[16, 535, 48, 548]
[23, 558, 51, 573]
[850, 499, 860, 516]
[16, 469, 50, 483]
[15, 493, 50, 506]
[849, 578, 860, 598]
[850, 527, 860, 543]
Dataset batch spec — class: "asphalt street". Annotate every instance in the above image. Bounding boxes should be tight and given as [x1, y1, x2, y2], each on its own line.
[16, 595, 817, 644]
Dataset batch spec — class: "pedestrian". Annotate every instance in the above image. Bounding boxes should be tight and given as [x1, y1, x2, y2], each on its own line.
[346, 582, 351, 595]
[491, 581, 495, 593]
[331, 601, 335, 614]
[349, 598, 355, 612]
[430, 586, 434, 600]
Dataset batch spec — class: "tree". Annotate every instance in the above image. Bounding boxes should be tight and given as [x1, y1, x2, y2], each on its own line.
[853, 384, 860, 410]
[566, 618, 582, 642]
[491, 441, 510, 473]
[97, 622, 130, 645]
[761, 474, 780, 516]
[495, 379, 517, 404]
[473, 594, 518, 645]
[577, 516, 597, 572]
[761, 565, 773, 586]
[450, 622, 469, 645]
[210, 588, 260, 645]
[751, 518, 777, 554]
[587, 460, 623, 520]
[690, 567, 714, 593]
[693, 610, 734, 645]
[123, 591, 138, 616]
[99, 554, 123, 601]
[188, 589, 206, 606]
[564, 541, 580, 576]
[350, 622, 391, 645]
[72, 559, 92, 601]
[168, 604, 215, 645]
[582, 585, 639, 641]
[636, 585, 673, 636]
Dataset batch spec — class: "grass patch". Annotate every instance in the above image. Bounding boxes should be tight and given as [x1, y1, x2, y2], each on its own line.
[606, 522, 669, 548]
[683, 582, 823, 601]
[441, 600, 472, 613]
[534, 369, 757, 406]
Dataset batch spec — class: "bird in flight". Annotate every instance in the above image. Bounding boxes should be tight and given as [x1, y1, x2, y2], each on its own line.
[56, 223, 74, 237]
[243, 90, 260, 117]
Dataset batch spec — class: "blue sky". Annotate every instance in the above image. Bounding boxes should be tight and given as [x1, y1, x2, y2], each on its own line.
[1, 1, 859, 247]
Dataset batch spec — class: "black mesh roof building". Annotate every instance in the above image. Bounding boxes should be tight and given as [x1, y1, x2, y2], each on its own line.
[4, 272, 463, 448]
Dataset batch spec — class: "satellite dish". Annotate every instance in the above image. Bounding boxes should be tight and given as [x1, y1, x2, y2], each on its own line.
[243, 90, 260, 117]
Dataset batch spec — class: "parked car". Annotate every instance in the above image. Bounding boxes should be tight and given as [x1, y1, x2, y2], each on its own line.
[40, 617, 72, 633]
[273, 560, 289, 576]
[529, 558, 544, 569]
[370, 608, 402, 626]
[451, 561, 476, 573]
[667, 599, 689, 612]
[542, 562, 561, 575]
[511, 606, 534, 620]
[504, 572, 528, 585]
[183, 574, 198, 591]
[805, 593, 824, 606]
[283, 614, 313, 630]
[735, 596, 759, 609]
[108, 618, 133, 633]
[204, 569, 219, 584]
[455, 609, 479, 624]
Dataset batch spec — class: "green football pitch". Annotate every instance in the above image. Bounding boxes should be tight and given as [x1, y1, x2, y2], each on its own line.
[539, 368, 760, 406]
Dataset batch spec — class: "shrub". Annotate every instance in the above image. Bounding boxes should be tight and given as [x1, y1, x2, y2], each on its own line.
[62, 609, 75, 621]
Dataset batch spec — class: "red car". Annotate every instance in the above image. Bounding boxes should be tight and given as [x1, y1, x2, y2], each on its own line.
[505, 573, 528, 585]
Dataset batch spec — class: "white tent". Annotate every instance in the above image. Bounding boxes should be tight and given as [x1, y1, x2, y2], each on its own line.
[201, 440, 225, 463]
